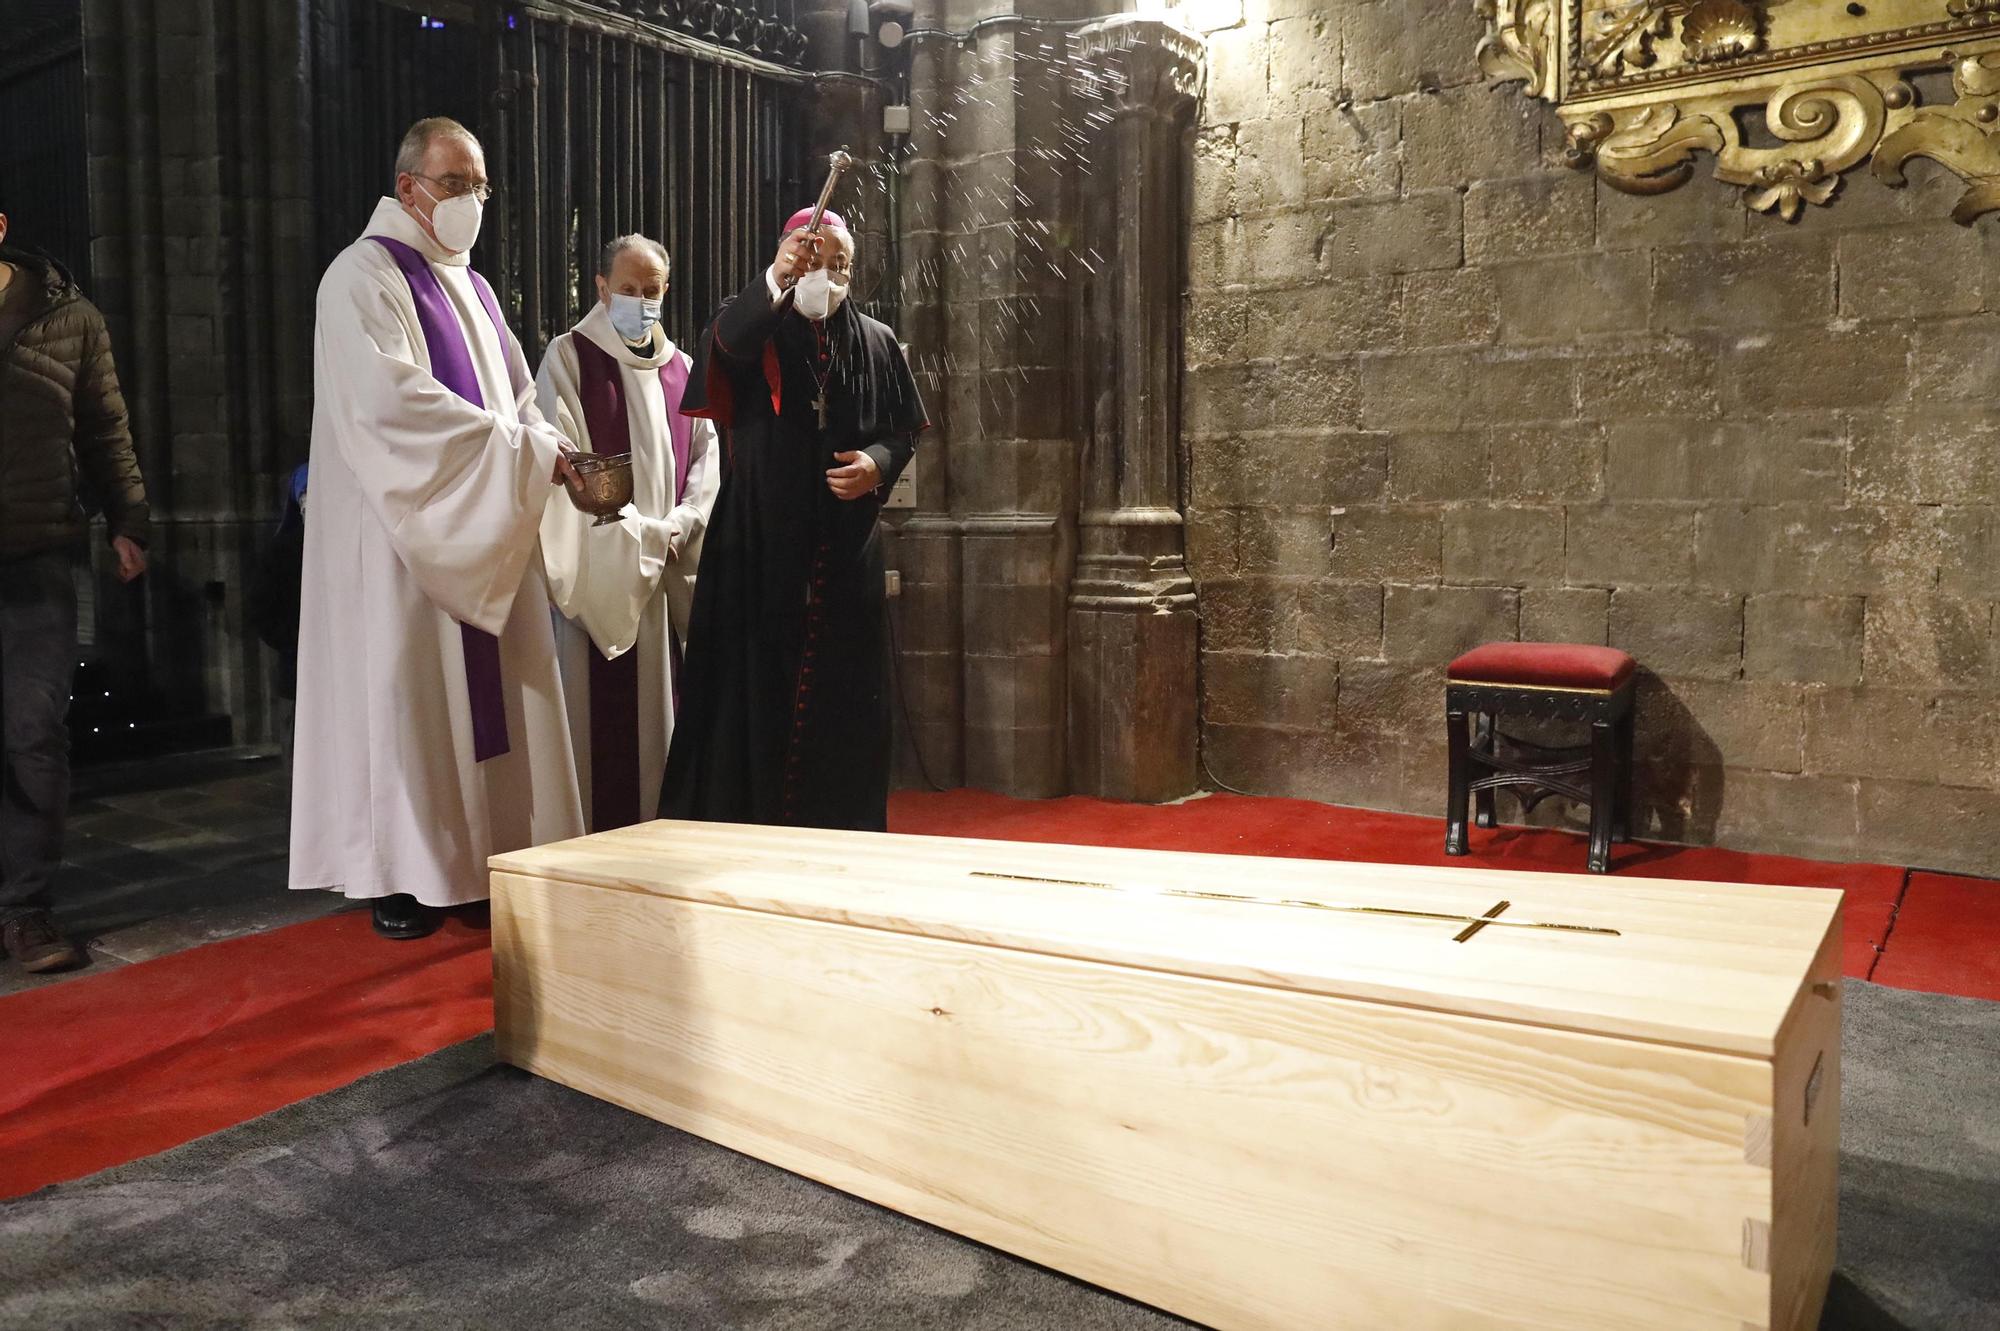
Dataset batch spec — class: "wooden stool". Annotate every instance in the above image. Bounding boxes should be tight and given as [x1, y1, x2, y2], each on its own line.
[1445, 642, 1637, 874]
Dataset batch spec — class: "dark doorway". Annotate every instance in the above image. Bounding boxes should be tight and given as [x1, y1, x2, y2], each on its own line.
[0, 0, 90, 284]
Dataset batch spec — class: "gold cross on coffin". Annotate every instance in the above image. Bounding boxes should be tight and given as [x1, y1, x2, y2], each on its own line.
[970, 874, 1620, 945]
[1326, 898, 1619, 944]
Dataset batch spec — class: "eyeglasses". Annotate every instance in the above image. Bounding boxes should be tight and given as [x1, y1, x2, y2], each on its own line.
[415, 173, 495, 203]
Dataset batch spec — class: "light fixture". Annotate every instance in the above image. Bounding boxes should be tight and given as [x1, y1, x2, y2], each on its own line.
[867, 0, 911, 49]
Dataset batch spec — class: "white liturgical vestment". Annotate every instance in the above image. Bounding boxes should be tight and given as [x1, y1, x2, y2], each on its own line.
[289, 198, 584, 908]
[536, 303, 719, 829]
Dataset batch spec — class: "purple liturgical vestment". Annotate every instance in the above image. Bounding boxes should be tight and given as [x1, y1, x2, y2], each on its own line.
[289, 197, 583, 909]
[536, 301, 719, 833]
[372, 234, 513, 762]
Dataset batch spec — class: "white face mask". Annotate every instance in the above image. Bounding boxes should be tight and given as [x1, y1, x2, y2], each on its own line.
[417, 180, 483, 254]
[608, 293, 662, 344]
[794, 267, 849, 322]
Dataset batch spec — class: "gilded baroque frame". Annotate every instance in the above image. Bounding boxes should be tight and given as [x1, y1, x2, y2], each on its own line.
[1476, 1, 2000, 221]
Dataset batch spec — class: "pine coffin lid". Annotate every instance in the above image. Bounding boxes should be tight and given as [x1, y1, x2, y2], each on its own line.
[490, 821, 1843, 1060]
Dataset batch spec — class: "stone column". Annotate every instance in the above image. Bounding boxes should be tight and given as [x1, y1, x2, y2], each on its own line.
[889, 9, 1090, 799]
[1065, 16, 1204, 802]
[876, 18, 959, 790]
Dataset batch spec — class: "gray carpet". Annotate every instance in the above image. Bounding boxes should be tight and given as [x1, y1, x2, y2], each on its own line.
[3, 980, 1994, 1330]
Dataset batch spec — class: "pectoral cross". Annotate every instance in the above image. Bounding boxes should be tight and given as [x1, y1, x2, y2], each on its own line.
[813, 389, 829, 431]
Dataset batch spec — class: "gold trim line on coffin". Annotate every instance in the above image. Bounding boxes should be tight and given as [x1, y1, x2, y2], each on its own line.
[967, 872, 1623, 940]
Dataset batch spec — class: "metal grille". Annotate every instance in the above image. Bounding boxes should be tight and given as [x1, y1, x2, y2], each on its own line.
[0, 2, 90, 285]
[310, 0, 805, 361]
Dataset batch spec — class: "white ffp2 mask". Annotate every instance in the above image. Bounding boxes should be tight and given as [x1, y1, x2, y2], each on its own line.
[794, 268, 849, 322]
[418, 181, 484, 254]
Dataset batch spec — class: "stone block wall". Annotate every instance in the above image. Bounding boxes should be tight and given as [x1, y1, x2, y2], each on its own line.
[1181, 0, 2000, 874]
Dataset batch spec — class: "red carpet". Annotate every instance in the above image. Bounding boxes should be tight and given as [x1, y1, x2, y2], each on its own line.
[4, 909, 492, 1199]
[1870, 871, 2000, 1002]
[2, 790, 1986, 1199]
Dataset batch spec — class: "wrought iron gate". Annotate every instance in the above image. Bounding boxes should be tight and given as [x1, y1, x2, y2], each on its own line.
[310, 0, 807, 360]
[0, 0, 90, 284]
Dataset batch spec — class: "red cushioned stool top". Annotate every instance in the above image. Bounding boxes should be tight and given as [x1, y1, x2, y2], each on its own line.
[1447, 642, 1636, 690]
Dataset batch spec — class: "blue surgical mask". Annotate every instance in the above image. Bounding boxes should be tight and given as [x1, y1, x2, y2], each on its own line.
[608, 293, 661, 344]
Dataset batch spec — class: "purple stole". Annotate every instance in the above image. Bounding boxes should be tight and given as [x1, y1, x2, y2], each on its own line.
[572, 334, 692, 830]
[369, 235, 513, 763]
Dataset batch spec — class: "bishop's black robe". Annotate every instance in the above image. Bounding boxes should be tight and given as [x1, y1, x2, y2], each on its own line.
[659, 276, 924, 830]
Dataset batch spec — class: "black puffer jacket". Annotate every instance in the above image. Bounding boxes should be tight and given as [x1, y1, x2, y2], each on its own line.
[0, 247, 148, 560]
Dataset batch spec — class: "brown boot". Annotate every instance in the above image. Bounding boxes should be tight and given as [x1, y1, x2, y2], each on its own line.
[2, 910, 88, 974]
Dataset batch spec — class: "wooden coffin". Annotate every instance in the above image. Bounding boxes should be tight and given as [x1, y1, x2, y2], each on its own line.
[490, 821, 1841, 1331]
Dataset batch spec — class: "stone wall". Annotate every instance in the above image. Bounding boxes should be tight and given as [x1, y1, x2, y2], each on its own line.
[1181, 0, 1999, 874]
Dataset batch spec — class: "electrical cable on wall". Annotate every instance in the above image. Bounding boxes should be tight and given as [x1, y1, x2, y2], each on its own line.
[1180, 413, 1261, 801]
[1187, 589, 1264, 800]
[902, 15, 1117, 45]
[887, 593, 945, 792]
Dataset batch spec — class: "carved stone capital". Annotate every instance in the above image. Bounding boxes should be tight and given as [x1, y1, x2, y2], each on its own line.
[1067, 16, 1205, 118]
[1476, 0, 2000, 222]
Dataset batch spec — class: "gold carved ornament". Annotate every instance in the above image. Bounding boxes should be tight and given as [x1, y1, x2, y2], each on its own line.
[1475, 0, 2000, 221]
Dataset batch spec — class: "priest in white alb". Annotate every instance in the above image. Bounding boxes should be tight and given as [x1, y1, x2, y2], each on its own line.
[536, 234, 719, 831]
[289, 116, 585, 940]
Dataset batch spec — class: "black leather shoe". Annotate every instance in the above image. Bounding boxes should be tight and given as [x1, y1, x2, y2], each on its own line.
[370, 893, 440, 940]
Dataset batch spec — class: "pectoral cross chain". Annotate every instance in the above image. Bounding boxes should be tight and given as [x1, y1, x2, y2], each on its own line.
[810, 321, 834, 432]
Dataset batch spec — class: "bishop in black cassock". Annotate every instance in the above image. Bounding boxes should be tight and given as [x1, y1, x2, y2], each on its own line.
[661, 208, 925, 830]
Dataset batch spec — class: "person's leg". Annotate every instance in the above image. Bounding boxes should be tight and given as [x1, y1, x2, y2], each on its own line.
[276, 681, 297, 793]
[0, 552, 79, 910]
[0, 547, 87, 963]
[0, 551, 86, 971]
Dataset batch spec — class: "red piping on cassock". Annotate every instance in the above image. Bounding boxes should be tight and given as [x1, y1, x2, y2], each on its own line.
[680, 330, 784, 426]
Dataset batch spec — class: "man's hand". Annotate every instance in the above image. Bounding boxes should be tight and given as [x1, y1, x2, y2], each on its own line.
[826, 450, 881, 501]
[554, 447, 581, 487]
[774, 228, 822, 290]
[111, 536, 146, 583]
